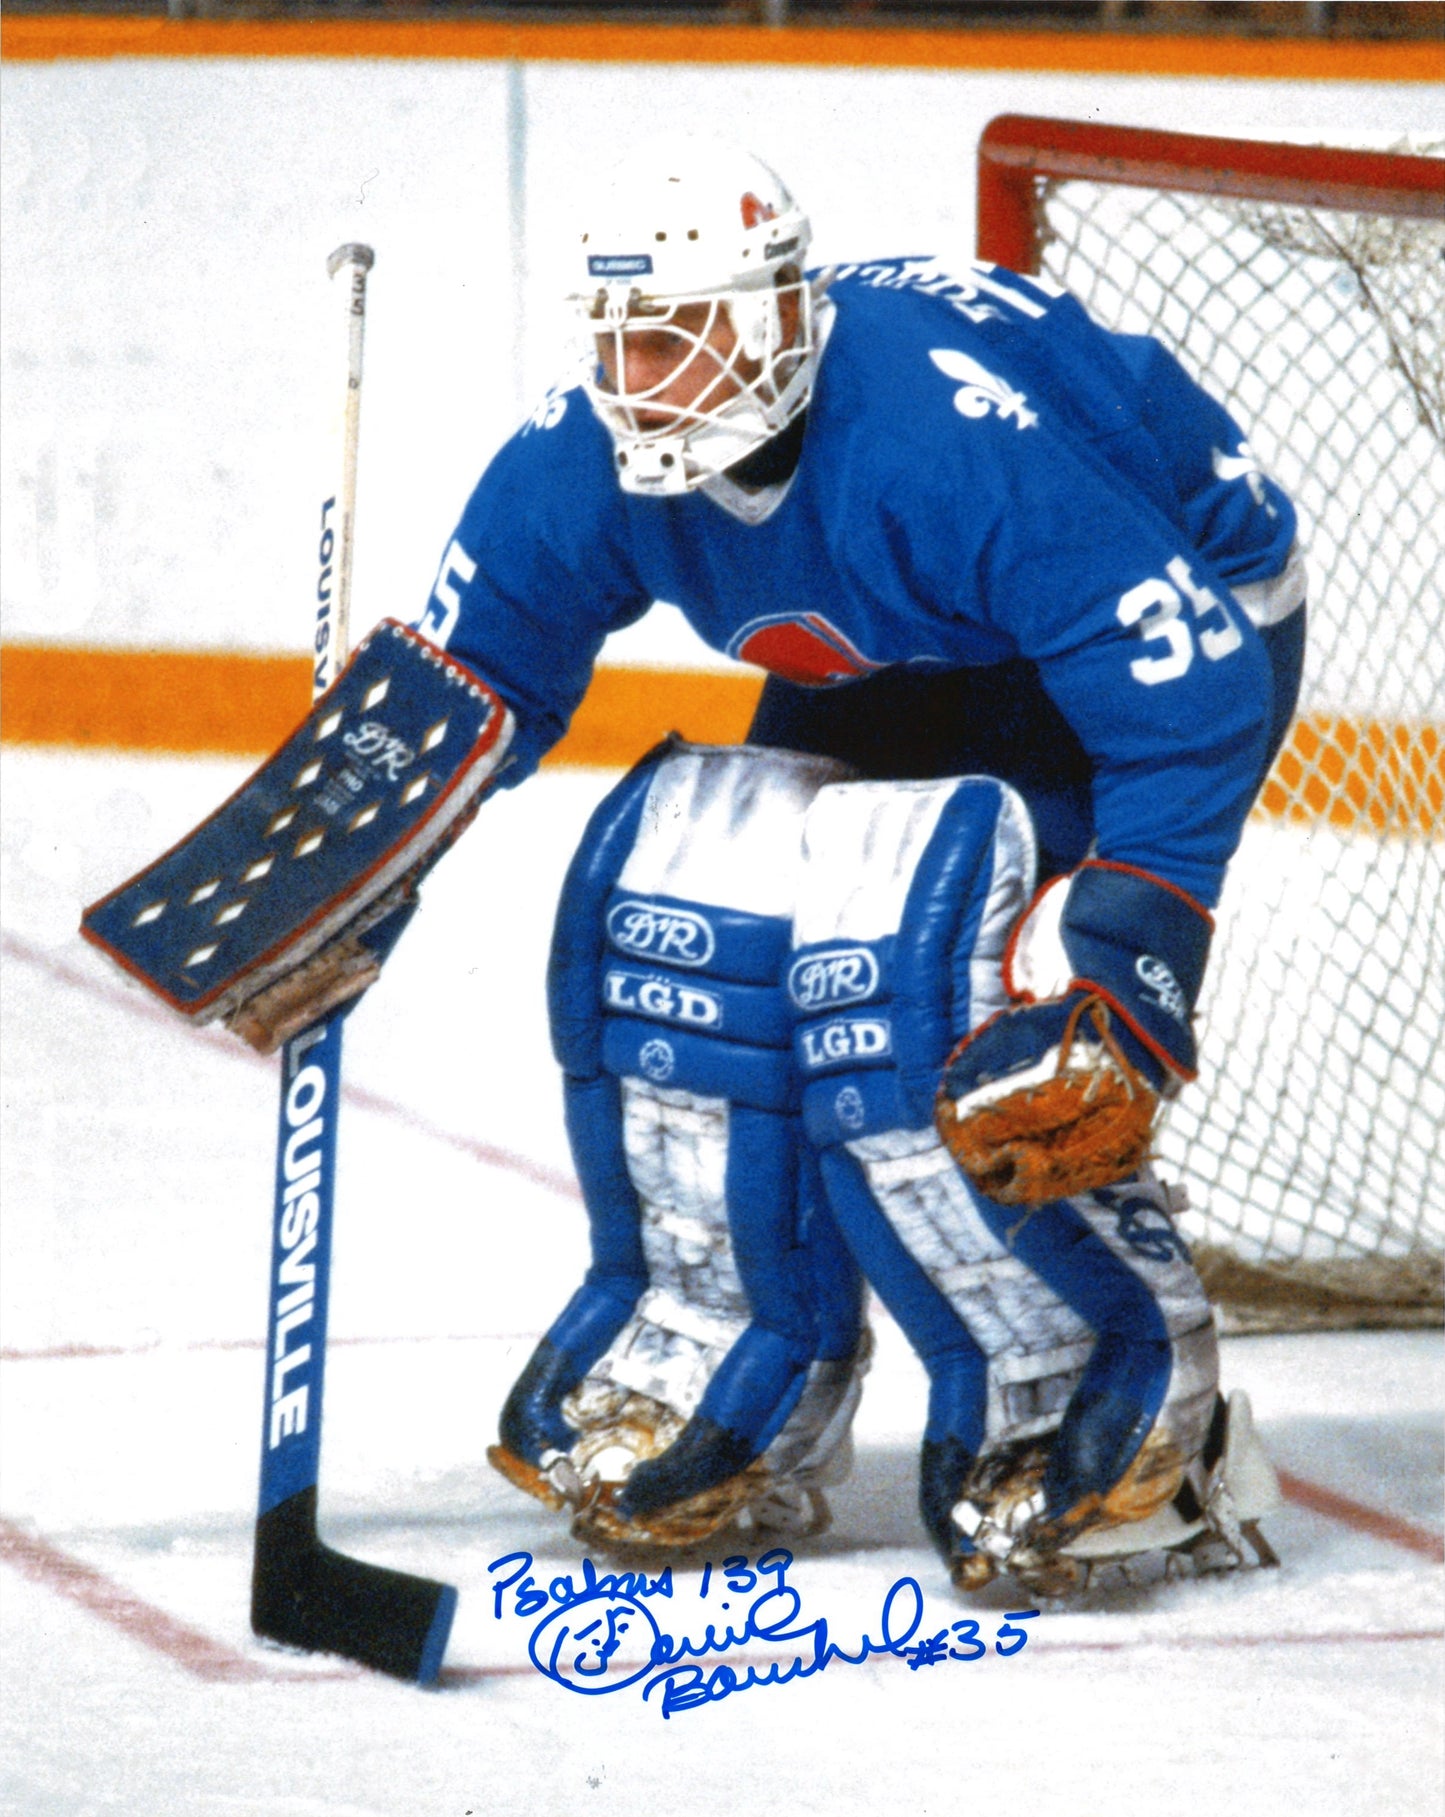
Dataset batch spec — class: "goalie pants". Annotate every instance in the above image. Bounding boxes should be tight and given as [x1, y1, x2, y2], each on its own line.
[511, 741, 1216, 1542]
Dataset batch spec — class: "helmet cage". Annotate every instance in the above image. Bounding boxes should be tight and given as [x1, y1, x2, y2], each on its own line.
[576, 269, 821, 495]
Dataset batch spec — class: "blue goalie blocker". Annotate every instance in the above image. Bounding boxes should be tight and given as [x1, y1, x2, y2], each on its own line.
[80, 620, 514, 1034]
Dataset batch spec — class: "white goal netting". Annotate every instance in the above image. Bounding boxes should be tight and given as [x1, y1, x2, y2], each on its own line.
[1035, 161, 1444, 1329]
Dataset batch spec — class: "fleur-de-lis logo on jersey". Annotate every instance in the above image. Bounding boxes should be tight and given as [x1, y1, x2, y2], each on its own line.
[929, 348, 1038, 430]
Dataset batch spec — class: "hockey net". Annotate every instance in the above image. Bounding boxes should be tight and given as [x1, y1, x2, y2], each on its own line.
[978, 118, 1444, 1332]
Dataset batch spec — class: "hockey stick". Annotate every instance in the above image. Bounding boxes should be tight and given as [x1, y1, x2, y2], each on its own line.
[250, 243, 458, 1684]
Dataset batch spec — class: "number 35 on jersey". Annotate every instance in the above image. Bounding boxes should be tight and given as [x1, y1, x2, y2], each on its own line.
[1117, 554, 1244, 686]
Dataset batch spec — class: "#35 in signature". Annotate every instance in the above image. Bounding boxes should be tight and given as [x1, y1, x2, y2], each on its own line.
[487, 1548, 1040, 1718]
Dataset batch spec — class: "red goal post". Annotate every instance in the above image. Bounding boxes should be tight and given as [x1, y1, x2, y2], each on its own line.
[977, 116, 1444, 269]
[975, 116, 1444, 1331]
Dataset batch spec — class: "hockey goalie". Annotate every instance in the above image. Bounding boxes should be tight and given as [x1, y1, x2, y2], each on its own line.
[84, 129, 1304, 1595]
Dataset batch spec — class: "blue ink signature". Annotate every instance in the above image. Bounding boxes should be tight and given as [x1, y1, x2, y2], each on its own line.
[487, 1548, 1038, 1717]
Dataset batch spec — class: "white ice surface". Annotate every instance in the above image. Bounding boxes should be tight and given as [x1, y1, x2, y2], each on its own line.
[2, 749, 1441, 1817]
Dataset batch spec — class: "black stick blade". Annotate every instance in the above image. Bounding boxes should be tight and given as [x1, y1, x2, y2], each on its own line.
[252, 1488, 457, 1685]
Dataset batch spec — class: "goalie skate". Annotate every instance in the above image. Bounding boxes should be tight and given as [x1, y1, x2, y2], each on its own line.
[950, 1389, 1281, 1596]
[1062, 1388, 1282, 1581]
[489, 1313, 871, 1553]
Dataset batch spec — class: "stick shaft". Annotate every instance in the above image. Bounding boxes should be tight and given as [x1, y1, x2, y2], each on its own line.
[258, 245, 364, 1564]
[257, 1018, 340, 1516]
[260, 245, 373, 1516]
[316, 243, 374, 696]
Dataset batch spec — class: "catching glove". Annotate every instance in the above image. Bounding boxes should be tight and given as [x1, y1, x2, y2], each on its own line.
[935, 860, 1212, 1204]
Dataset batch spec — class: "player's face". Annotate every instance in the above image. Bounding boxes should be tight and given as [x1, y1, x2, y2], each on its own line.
[594, 299, 756, 431]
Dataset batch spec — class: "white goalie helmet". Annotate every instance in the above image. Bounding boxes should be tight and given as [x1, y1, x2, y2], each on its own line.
[569, 134, 830, 496]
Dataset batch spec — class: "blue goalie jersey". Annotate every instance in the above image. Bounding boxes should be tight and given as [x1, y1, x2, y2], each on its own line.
[418, 258, 1303, 907]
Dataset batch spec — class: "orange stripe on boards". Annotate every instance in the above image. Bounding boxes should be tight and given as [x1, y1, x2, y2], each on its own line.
[2, 15, 1439, 81]
[0, 644, 313, 757]
[0, 642, 763, 769]
[548, 665, 763, 767]
[3, 644, 1440, 831]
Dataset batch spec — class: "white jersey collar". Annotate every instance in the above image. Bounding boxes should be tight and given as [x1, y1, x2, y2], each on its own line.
[698, 293, 837, 527]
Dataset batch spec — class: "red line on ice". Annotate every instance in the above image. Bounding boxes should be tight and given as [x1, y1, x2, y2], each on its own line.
[439, 1628, 1443, 1687]
[1026, 1628, 1444, 1656]
[0, 1331, 544, 1362]
[3, 1513, 1438, 1689]
[1277, 1468, 1445, 1563]
[8, 935, 1442, 1581]
[0, 1518, 352, 1683]
[0, 928, 582, 1203]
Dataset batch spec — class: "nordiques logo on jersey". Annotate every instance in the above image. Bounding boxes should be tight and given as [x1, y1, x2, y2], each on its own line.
[607, 899, 716, 967]
[727, 612, 886, 687]
[788, 947, 880, 1010]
